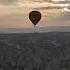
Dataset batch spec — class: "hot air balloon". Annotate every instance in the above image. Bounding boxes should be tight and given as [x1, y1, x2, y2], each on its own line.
[29, 11, 41, 28]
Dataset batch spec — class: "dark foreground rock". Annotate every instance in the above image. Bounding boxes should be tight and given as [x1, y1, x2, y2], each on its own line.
[0, 32, 70, 70]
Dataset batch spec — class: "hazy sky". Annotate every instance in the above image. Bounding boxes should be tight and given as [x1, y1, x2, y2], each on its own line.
[0, 0, 19, 5]
[0, 0, 69, 28]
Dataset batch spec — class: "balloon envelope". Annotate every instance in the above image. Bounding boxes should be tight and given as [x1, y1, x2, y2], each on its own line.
[29, 11, 41, 26]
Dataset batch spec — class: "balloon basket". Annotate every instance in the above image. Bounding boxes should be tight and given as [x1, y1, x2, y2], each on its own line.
[34, 25, 35, 28]
[33, 25, 38, 33]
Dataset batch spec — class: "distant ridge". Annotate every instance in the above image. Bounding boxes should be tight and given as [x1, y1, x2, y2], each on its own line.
[0, 26, 70, 33]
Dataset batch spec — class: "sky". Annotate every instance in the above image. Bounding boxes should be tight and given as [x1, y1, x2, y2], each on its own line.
[0, 0, 19, 5]
[0, 0, 70, 28]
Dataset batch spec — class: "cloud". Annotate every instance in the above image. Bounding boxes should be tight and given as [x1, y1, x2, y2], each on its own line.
[0, 0, 19, 5]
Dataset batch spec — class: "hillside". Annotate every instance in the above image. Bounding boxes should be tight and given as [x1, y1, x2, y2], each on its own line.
[0, 26, 70, 33]
[0, 32, 70, 70]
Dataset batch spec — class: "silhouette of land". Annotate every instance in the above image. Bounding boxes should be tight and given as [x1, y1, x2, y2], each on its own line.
[0, 32, 70, 70]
